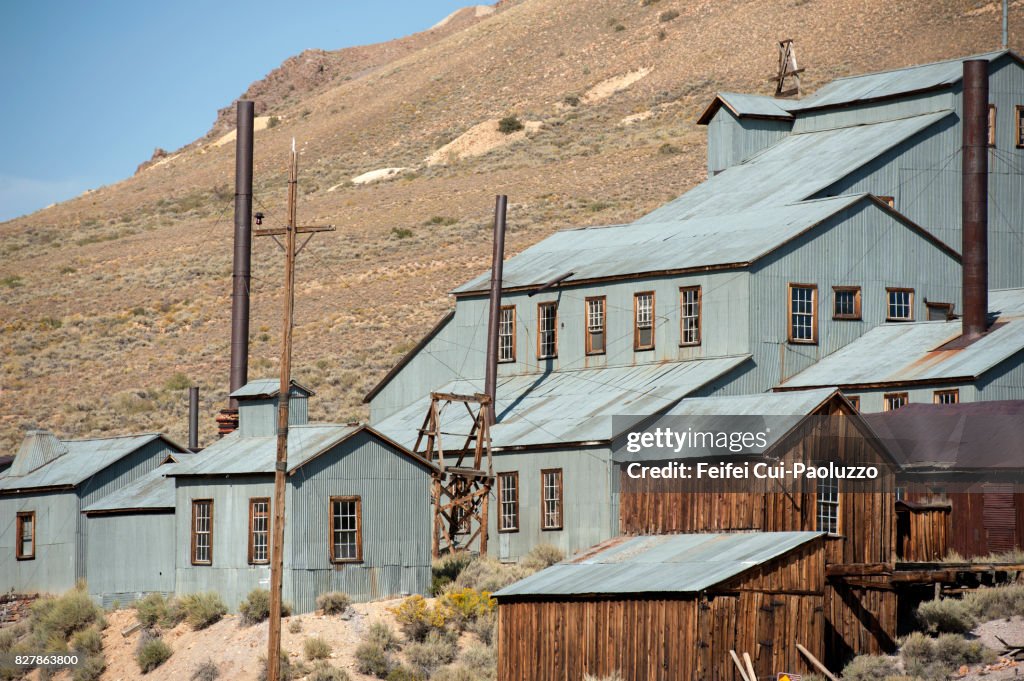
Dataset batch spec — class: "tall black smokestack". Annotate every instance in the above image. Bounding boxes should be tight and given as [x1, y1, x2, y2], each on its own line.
[230, 100, 255, 406]
[962, 60, 989, 339]
[189, 386, 200, 451]
[483, 195, 507, 426]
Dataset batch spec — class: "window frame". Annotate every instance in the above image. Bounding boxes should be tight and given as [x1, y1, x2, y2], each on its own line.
[787, 283, 818, 344]
[497, 471, 520, 533]
[832, 286, 862, 321]
[989, 104, 997, 147]
[846, 395, 861, 412]
[536, 302, 558, 360]
[191, 499, 213, 566]
[633, 291, 656, 351]
[679, 286, 702, 347]
[926, 301, 954, 321]
[933, 389, 960, 405]
[1016, 105, 1024, 149]
[816, 477, 841, 536]
[883, 392, 910, 412]
[247, 497, 270, 565]
[15, 511, 35, 561]
[886, 287, 915, 321]
[498, 305, 516, 363]
[540, 468, 564, 531]
[584, 296, 606, 356]
[329, 495, 363, 564]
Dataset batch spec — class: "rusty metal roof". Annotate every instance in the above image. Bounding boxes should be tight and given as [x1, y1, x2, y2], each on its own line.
[492, 532, 823, 598]
[374, 357, 750, 450]
[778, 289, 1024, 389]
[697, 92, 794, 124]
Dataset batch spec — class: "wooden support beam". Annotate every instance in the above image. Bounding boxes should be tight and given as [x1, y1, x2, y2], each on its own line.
[797, 643, 838, 681]
[730, 651, 751, 681]
[826, 563, 893, 577]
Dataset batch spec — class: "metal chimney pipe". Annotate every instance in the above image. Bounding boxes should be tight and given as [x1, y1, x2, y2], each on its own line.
[962, 60, 989, 339]
[188, 386, 200, 451]
[229, 100, 255, 408]
[483, 195, 508, 426]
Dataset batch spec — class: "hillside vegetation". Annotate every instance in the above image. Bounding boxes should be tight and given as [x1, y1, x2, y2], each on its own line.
[0, 0, 1019, 450]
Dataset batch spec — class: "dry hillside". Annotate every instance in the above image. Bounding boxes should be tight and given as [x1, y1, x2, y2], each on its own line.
[0, 0, 1020, 451]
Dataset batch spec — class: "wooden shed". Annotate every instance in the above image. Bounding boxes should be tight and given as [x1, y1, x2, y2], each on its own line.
[493, 532, 827, 681]
[895, 500, 952, 562]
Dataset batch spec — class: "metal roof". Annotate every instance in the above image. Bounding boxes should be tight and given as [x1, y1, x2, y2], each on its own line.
[168, 424, 432, 477]
[784, 51, 1014, 112]
[230, 378, 315, 399]
[0, 434, 182, 492]
[8, 430, 68, 476]
[493, 532, 823, 598]
[778, 289, 1024, 389]
[374, 357, 749, 450]
[82, 455, 200, 512]
[697, 91, 794, 124]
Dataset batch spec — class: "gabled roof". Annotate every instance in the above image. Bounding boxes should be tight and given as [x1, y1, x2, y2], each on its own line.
[0, 433, 185, 493]
[168, 424, 434, 477]
[374, 357, 749, 451]
[230, 378, 315, 399]
[784, 50, 1020, 113]
[493, 532, 823, 598]
[697, 91, 794, 124]
[777, 289, 1024, 390]
[454, 193, 956, 295]
[82, 454, 200, 513]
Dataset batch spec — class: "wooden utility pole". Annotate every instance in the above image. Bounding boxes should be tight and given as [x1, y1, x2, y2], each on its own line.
[256, 140, 334, 681]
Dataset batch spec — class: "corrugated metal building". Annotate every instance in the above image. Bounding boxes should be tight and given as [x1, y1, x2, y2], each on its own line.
[168, 380, 437, 613]
[0, 430, 185, 594]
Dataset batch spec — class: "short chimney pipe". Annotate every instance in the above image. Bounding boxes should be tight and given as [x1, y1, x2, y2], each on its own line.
[188, 386, 200, 451]
[483, 195, 508, 426]
[229, 100, 255, 408]
[962, 60, 989, 339]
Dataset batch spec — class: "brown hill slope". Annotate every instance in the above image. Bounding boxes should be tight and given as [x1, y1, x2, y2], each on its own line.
[0, 0, 1019, 451]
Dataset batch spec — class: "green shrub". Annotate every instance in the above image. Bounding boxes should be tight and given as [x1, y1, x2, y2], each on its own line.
[304, 636, 332, 660]
[73, 654, 105, 681]
[454, 557, 530, 593]
[391, 227, 414, 239]
[498, 116, 524, 134]
[136, 593, 172, 628]
[191, 659, 220, 681]
[240, 588, 292, 625]
[386, 667, 423, 681]
[310, 661, 351, 681]
[70, 626, 103, 655]
[658, 142, 681, 155]
[317, 591, 352, 615]
[137, 636, 173, 673]
[964, 584, 1024, 621]
[33, 586, 104, 641]
[0, 625, 23, 653]
[355, 640, 394, 678]
[432, 665, 485, 681]
[178, 592, 227, 630]
[461, 641, 497, 678]
[406, 630, 457, 676]
[563, 95, 580, 107]
[367, 621, 399, 651]
[841, 655, 898, 681]
[934, 633, 995, 668]
[164, 372, 191, 391]
[466, 609, 496, 645]
[658, 9, 679, 21]
[917, 598, 976, 634]
[258, 652, 300, 681]
[901, 631, 943, 680]
[432, 553, 474, 595]
[268, 116, 281, 129]
[521, 544, 564, 571]
[289, 619, 303, 634]
[438, 588, 496, 630]
[390, 595, 446, 642]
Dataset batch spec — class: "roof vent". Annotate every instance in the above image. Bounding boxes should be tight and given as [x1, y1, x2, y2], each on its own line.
[9, 429, 68, 477]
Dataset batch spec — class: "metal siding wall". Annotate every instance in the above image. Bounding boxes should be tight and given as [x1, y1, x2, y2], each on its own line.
[487, 446, 615, 563]
[845, 383, 977, 413]
[976, 353, 1024, 401]
[86, 513, 175, 603]
[239, 397, 308, 437]
[708, 111, 791, 176]
[793, 91, 955, 133]
[0, 491, 78, 594]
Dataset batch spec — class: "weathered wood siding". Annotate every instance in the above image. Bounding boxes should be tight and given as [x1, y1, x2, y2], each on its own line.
[895, 503, 950, 561]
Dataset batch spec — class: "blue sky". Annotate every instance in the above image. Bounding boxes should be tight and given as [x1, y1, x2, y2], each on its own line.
[0, 1, 472, 222]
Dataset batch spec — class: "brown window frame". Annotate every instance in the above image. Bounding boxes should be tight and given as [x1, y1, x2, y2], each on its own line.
[847, 395, 861, 412]
[15, 511, 35, 561]
[1016, 105, 1024, 148]
[989, 104, 997, 147]
[536, 302, 558, 359]
[926, 301, 954, 321]
[633, 291, 655, 351]
[585, 296, 606, 356]
[933, 389, 960, 405]
[191, 499, 213, 566]
[541, 468, 564, 531]
[884, 392, 910, 412]
[498, 305, 516, 363]
[877, 195, 895, 208]
[832, 286, 862, 321]
[329, 495, 363, 564]
[247, 497, 270, 565]
[886, 287, 915, 321]
[788, 283, 818, 344]
[679, 286, 702, 346]
[497, 471, 520, 533]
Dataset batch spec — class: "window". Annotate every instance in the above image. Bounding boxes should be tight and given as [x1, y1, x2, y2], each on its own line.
[541, 469, 563, 530]
[585, 297, 606, 355]
[934, 389, 959, 405]
[887, 288, 914, 321]
[989, 104, 997, 147]
[926, 301, 954, 321]
[191, 500, 213, 565]
[816, 477, 840, 535]
[847, 395, 861, 411]
[330, 496, 362, 562]
[498, 306, 516, 362]
[537, 302, 558, 359]
[884, 392, 909, 411]
[248, 498, 270, 564]
[634, 292, 655, 350]
[896, 486, 906, 501]
[498, 472, 519, 532]
[15, 512, 35, 561]
[680, 286, 701, 346]
[877, 195, 895, 208]
[1016, 105, 1024, 148]
[832, 286, 862, 320]
[788, 284, 817, 343]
